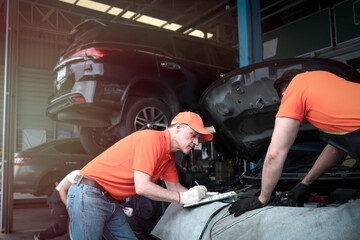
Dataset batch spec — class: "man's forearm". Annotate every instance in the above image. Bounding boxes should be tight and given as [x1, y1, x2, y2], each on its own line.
[302, 144, 344, 185]
[259, 153, 287, 204]
[58, 189, 67, 205]
[165, 181, 188, 192]
[135, 181, 181, 203]
[58, 180, 71, 205]
[259, 117, 300, 203]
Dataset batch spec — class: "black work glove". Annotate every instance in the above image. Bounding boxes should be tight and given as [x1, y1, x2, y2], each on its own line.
[228, 196, 266, 217]
[282, 182, 310, 206]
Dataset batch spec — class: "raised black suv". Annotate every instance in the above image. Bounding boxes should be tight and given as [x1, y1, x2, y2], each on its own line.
[46, 19, 238, 155]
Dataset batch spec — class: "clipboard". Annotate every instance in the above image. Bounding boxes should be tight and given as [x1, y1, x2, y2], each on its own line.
[183, 191, 238, 208]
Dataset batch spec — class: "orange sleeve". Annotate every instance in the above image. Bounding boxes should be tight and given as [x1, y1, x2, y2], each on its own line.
[276, 75, 308, 123]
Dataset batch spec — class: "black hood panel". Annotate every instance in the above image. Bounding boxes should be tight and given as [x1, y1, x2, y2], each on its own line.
[200, 58, 360, 162]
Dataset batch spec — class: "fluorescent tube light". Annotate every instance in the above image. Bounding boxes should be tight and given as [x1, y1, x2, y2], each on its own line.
[136, 15, 167, 27]
[76, 0, 110, 13]
[163, 23, 182, 31]
[122, 11, 137, 19]
[189, 30, 205, 38]
[59, 0, 77, 3]
[107, 7, 123, 16]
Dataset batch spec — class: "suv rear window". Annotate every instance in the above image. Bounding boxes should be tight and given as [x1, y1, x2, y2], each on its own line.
[54, 141, 88, 154]
[68, 23, 175, 56]
[211, 46, 239, 69]
[173, 38, 209, 64]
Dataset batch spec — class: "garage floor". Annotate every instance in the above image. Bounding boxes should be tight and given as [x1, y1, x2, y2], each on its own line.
[0, 194, 69, 240]
[0, 206, 69, 240]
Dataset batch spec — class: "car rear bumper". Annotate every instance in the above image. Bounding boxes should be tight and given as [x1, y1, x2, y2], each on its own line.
[47, 81, 118, 127]
[14, 168, 39, 195]
[47, 100, 112, 127]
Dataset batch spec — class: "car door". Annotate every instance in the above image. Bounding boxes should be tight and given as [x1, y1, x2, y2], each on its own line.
[53, 140, 92, 172]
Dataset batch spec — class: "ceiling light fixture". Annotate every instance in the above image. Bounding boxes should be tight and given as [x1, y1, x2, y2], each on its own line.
[76, 0, 110, 13]
[122, 11, 137, 19]
[57, 0, 209, 39]
[107, 7, 123, 16]
[163, 23, 182, 31]
[189, 29, 205, 38]
[136, 15, 167, 27]
[58, 0, 77, 3]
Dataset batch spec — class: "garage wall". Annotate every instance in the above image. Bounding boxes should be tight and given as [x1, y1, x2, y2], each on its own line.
[18, 29, 65, 69]
[17, 67, 55, 150]
[15, 31, 74, 150]
[0, 27, 75, 151]
[16, 30, 59, 150]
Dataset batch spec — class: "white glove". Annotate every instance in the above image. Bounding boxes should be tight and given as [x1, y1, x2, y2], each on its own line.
[179, 186, 207, 204]
[123, 207, 133, 217]
[206, 192, 219, 196]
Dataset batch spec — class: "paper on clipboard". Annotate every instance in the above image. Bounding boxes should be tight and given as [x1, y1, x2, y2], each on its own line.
[183, 191, 238, 208]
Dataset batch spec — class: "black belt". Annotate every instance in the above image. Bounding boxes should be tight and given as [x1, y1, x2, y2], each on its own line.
[73, 175, 116, 202]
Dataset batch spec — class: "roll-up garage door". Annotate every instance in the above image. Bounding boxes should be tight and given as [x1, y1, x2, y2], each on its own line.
[17, 67, 56, 150]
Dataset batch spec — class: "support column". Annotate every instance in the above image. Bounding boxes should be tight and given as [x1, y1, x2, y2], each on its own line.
[1, 0, 19, 233]
[237, 0, 262, 171]
[237, 0, 262, 67]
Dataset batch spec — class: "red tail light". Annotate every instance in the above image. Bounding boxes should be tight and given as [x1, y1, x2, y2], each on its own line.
[14, 156, 32, 166]
[72, 96, 85, 102]
[69, 47, 119, 58]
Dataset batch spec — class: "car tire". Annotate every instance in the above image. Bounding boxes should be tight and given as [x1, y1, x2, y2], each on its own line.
[80, 98, 173, 156]
[80, 126, 116, 156]
[37, 172, 64, 196]
[119, 98, 173, 138]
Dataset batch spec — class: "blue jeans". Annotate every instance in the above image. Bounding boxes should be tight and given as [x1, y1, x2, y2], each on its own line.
[67, 176, 137, 240]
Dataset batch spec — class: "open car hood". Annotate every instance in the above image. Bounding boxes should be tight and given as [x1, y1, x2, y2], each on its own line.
[199, 58, 360, 162]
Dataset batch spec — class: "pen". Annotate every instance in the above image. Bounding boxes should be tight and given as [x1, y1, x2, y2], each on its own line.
[194, 180, 208, 197]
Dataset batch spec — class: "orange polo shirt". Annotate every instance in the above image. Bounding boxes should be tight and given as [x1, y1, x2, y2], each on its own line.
[276, 71, 360, 133]
[79, 129, 179, 200]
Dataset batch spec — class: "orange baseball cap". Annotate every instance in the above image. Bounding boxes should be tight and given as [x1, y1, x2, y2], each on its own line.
[171, 112, 213, 141]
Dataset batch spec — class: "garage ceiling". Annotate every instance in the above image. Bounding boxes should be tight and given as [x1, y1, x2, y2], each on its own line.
[1, 0, 346, 47]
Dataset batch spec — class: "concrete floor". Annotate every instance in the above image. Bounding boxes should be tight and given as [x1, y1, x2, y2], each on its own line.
[0, 206, 69, 240]
[0, 207, 69, 240]
[0, 194, 69, 240]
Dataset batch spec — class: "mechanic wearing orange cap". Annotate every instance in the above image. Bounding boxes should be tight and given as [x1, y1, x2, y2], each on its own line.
[229, 70, 360, 217]
[67, 111, 213, 239]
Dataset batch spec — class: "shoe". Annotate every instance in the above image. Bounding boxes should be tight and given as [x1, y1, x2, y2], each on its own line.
[34, 233, 40, 240]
